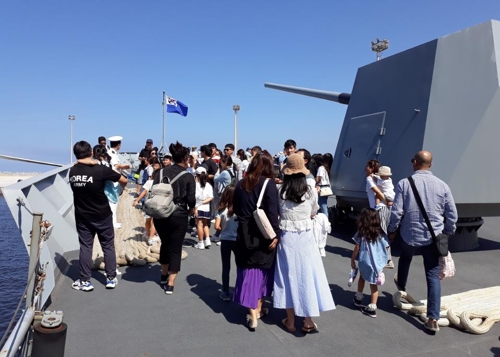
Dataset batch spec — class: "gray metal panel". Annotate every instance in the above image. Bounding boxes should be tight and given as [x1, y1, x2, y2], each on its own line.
[424, 20, 500, 214]
[1, 165, 79, 308]
[335, 112, 385, 193]
[332, 39, 438, 203]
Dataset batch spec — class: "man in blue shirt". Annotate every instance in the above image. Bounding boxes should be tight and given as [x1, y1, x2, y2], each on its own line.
[388, 150, 457, 333]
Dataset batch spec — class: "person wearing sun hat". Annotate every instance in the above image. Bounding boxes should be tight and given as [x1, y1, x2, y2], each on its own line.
[273, 153, 336, 334]
[373, 165, 395, 210]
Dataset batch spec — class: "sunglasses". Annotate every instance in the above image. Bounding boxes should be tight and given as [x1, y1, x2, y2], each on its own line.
[151, 152, 157, 155]
[224, 148, 230, 151]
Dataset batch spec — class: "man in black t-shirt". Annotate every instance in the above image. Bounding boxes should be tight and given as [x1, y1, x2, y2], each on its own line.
[69, 141, 127, 292]
[200, 145, 218, 185]
[200, 144, 219, 224]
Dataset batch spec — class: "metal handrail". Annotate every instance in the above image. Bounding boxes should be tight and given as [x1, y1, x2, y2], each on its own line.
[0, 284, 28, 348]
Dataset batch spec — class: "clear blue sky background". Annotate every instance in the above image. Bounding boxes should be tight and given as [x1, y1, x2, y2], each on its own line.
[1, 0, 499, 172]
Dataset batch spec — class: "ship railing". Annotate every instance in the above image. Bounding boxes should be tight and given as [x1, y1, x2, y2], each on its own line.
[0, 213, 50, 357]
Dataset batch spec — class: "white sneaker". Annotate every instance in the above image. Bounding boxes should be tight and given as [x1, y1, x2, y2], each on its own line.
[204, 237, 211, 249]
[72, 279, 94, 292]
[114, 223, 122, 229]
[106, 277, 118, 289]
[216, 241, 221, 246]
[193, 242, 205, 250]
[148, 236, 159, 246]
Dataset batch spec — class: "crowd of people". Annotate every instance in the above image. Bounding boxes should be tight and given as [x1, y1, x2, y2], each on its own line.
[68, 135, 458, 335]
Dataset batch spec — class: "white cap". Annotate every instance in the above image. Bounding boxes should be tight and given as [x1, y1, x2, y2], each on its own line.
[108, 136, 123, 141]
[195, 167, 207, 175]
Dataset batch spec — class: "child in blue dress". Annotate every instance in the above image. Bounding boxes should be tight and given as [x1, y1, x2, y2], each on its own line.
[350, 208, 388, 318]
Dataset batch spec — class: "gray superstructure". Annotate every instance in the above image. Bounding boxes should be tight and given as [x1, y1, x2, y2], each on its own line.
[266, 19, 500, 249]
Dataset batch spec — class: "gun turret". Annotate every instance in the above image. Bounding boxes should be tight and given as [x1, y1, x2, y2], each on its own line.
[264, 82, 351, 105]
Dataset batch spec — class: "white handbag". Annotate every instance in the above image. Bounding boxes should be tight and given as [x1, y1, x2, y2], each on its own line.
[319, 185, 333, 197]
[252, 178, 276, 240]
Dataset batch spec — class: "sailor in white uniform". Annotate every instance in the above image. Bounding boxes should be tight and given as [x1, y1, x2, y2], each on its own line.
[107, 136, 130, 229]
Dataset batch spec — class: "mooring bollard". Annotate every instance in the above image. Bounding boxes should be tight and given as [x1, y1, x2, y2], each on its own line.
[32, 311, 67, 357]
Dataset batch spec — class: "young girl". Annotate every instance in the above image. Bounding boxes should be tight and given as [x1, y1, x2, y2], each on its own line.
[316, 153, 333, 219]
[193, 166, 213, 249]
[350, 208, 389, 318]
[215, 185, 238, 301]
[132, 157, 161, 245]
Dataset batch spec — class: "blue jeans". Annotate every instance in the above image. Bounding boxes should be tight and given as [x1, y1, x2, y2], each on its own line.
[318, 195, 329, 219]
[397, 239, 441, 319]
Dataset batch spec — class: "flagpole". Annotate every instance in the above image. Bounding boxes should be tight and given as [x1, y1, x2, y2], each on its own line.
[161, 91, 166, 154]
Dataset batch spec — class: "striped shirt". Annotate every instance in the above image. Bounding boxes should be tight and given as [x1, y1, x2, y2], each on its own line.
[388, 170, 458, 247]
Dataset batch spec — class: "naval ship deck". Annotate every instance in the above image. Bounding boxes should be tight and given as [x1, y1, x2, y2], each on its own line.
[50, 217, 500, 357]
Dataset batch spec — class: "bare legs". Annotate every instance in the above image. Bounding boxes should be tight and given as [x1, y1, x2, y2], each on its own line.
[357, 276, 379, 305]
[282, 308, 315, 331]
[247, 298, 265, 329]
[161, 263, 178, 286]
[196, 218, 209, 242]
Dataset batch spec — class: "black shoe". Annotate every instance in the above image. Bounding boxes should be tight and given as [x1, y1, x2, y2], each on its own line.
[160, 274, 169, 285]
[361, 306, 377, 318]
[164, 285, 174, 295]
[353, 296, 363, 307]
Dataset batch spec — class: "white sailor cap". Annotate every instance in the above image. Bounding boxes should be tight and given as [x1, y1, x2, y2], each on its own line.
[108, 136, 123, 141]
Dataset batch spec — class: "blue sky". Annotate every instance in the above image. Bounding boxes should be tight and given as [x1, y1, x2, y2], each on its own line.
[1, 0, 499, 172]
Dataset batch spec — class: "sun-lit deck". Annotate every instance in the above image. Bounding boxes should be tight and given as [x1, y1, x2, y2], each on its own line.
[49, 217, 500, 357]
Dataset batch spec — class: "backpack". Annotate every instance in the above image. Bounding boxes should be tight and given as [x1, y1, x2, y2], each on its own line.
[144, 169, 188, 219]
[227, 169, 236, 185]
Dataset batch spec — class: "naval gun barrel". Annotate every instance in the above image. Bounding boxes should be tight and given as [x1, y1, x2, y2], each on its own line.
[264, 82, 351, 105]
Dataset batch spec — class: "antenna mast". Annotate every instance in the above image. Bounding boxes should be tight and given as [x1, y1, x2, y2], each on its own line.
[371, 38, 389, 61]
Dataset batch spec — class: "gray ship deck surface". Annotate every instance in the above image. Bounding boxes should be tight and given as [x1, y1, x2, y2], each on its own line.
[51, 217, 500, 357]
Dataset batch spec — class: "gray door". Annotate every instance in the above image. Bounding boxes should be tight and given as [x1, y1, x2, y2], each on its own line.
[334, 112, 386, 193]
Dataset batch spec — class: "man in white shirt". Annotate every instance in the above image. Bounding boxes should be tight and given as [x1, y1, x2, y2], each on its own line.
[107, 136, 130, 228]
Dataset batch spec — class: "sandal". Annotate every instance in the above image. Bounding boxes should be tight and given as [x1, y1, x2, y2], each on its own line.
[301, 322, 318, 333]
[258, 308, 269, 319]
[245, 308, 270, 321]
[247, 318, 257, 332]
[281, 318, 296, 333]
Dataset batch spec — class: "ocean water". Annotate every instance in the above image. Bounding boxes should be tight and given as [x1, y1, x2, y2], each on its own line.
[0, 196, 29, 339]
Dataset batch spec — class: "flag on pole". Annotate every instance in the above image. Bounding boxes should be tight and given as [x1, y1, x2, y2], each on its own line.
[165, 95, 188, 117]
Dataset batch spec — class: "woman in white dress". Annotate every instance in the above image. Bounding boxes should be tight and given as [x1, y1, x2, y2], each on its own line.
[274, 154, 336, 333]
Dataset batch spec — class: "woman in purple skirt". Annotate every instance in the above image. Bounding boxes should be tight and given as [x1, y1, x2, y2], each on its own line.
[233, 151, 280, 331]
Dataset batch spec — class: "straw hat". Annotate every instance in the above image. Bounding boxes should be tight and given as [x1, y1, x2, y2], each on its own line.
[282, 153, 309, 175]
[378, 166, 392, 176]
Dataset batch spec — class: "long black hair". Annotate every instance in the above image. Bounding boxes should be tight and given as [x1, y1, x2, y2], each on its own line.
[218, 185, 235, 217]
[321, 153, 333, 179]
[280, 173, 310, 203]
[356, 208, 383, 243]
[197, 172, 208, 188]
[93, 144, 110, 162]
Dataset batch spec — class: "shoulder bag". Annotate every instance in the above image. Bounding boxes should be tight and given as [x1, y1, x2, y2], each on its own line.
[408, 176, 449, 257]
[252, 178, 276, 240]
[319, 185, 333, 197]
